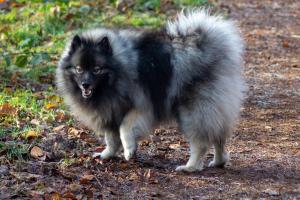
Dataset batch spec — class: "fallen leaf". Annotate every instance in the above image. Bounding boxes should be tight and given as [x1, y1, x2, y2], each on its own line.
[11, 72, 21, 83]
[47, 95, 63, 103]
[30, 118, 40, 126]
[45, 103, 58, 110]
[169, 143, 180, 150]
[94, 146, 105, 152]
[30, 190, 45, 198]
[64, 13, 74, 20]
[10, 172, 41, 181]
[67, 183, 82, 192]
[3, 87, 13, 93]
[80, 174, 95, 184]
[63, 192, 76, 199]
[265, 126, 272, 131]
[55, 111, 69, 122]
[119, 163, 129, 170]
[84, 189, 94, 198]
[107, 187, 117, 195]
[84, 136, 98, 143]
[53, 125, 66, 132]
[32, 92, 44, 99]
[128, 173, 139, 181]
[144, 169, 155, 179]
[30, 146, 44, 159]
[282, 40, 289, 48]
[52, 192, 60, 200]
[24, 130, 39, 140]
[0, 103, 17, 117]
[68, 127, 80, 136]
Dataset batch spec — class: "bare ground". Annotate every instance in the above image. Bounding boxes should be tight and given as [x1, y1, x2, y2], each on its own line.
[1, 0, 300, 199]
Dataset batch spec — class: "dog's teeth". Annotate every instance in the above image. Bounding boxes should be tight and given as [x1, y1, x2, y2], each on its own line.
[82, 89, 92, 98]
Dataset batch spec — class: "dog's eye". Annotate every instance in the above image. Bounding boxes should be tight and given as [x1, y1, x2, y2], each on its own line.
[75, 66, 83, 74]
[93, 66, 102, 75]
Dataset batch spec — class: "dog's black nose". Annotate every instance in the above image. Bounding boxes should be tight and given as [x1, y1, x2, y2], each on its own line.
[81, 82, 90, 89]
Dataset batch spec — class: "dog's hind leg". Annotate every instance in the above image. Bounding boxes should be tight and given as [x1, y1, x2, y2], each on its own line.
[120, 109, 153, 161]
[93, 132, 121, 159]
[176, 136, 209, 172]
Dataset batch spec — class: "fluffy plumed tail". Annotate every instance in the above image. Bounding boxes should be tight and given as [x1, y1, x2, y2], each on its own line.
[166, 9, 244, 68]
[166, 9, 239, 37]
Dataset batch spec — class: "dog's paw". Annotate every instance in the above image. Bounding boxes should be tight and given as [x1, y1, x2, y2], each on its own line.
[92, 149, 114, 160]
[208, 152, 229, 168]
[208, 160, 224, 168]
[175, 165, 203, 172]
[124, 149, 135, 161]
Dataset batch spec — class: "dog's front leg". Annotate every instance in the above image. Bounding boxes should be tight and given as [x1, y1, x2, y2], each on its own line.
[93, 131, 121, 159]
[120, 109, 153, 161]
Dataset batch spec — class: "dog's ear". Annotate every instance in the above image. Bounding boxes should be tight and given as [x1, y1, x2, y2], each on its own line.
[98, 36, 112, 55]
[70, 35, 82, 52]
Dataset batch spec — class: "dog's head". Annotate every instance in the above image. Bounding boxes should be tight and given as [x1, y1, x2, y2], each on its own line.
[59, 34, 117, 100]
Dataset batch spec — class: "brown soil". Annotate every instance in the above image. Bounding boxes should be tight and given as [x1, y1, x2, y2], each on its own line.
[1, 0, 299, 199]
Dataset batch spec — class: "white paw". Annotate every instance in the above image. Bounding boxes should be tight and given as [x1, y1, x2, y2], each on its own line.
[124, 149, 135, 161]
[208, 152, 229, 168]
[92, 152, 102, 158]
[175, 165, 203, 172]
[208, 160, 222, 167]
[92, 149, 114, 160]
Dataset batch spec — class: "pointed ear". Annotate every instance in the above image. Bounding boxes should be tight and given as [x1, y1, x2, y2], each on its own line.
[98, 36, 112, 55]
[71, 35, 81, 51]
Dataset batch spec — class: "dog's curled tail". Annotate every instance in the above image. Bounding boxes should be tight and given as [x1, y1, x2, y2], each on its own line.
[166, 9, 244, 62]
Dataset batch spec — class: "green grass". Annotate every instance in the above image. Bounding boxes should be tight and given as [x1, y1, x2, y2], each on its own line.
[0, 0, 210, 160]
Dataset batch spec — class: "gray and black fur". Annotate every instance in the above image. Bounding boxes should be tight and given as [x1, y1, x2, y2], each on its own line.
[56, 9, 245, 172]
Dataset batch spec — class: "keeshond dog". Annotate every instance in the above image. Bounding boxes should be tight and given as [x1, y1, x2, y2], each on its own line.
[56, 9, 244, 172]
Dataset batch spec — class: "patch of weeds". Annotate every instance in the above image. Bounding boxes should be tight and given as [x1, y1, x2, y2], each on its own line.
[0, 7, 18, 23]
[175, 0, 210, 7]
[0, 141, 29, 160]
[59, 158, 77, 168]
[111, 13, 165, 28]
[134, 0, 161, 11]
[130, 13, 165, 27]
[43, 16, 66, 36]
[10, 24, 43, 49]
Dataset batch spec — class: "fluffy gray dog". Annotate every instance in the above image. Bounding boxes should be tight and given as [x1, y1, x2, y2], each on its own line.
[56, 9, 245, 172]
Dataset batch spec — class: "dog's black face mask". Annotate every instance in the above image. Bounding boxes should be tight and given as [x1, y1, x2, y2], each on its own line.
[64, 35, 116, 100]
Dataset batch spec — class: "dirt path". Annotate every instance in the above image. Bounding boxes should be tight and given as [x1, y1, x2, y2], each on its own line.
[1, 0, 300, 199]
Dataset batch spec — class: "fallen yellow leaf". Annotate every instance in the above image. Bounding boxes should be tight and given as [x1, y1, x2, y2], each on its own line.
[47, 95, 63, 103]
[30, 146, 44, 159]
[52, 192, 60, 200]
[45, 103, 58, 110]
[24, 130, 39, 140]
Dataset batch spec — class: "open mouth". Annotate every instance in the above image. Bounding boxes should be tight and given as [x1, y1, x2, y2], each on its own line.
[81, 89, 93, 99]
